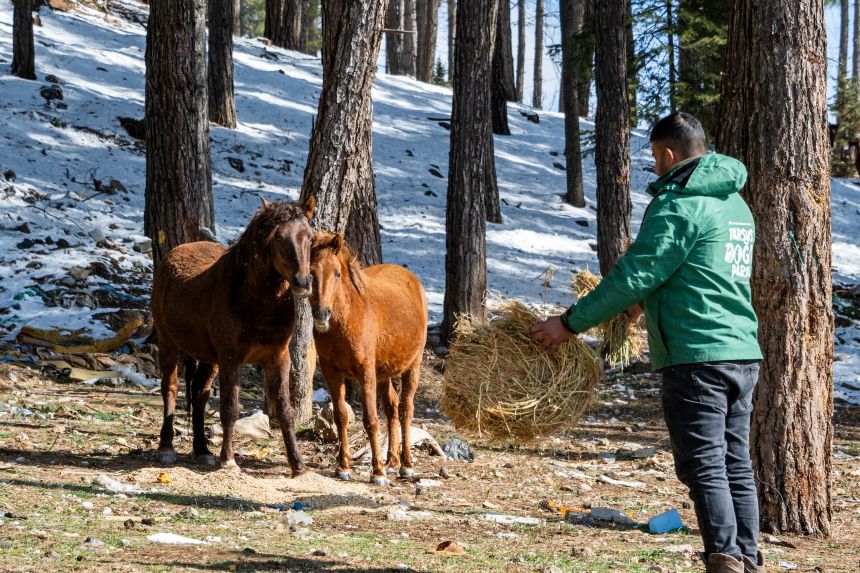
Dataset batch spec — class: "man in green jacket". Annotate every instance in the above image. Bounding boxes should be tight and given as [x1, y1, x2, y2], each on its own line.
[530, 113, 765, 573]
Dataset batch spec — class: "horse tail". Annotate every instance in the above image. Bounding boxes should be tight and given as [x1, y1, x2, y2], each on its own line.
[181, 356, 197, 417]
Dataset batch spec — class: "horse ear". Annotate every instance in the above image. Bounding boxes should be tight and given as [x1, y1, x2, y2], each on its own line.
[333, 234, 344, 254]
[260, 196, 271, 210]
[302, 195, 316, 221]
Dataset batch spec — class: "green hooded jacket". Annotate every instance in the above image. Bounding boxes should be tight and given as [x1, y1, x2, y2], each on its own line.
[561, 153, 763, 370]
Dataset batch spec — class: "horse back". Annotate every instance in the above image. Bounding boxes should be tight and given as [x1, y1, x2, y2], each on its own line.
[364, 264, 428, 364]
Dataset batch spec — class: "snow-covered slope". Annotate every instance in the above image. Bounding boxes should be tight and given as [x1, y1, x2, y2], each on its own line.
[1, 1, 858, 404]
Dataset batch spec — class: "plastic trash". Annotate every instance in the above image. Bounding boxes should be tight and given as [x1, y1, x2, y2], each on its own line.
[648, 508, 684, 533]
[567, 507, 637, 526]
[482, 513, 542, 526]
[441, 438, 474, 462]
[94, 474, 145, 495]
[146, 532, 207, 545]
[281, 510, 313, 527]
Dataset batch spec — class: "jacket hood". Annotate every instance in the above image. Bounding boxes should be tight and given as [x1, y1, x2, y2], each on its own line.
[648, 153, 748, 198]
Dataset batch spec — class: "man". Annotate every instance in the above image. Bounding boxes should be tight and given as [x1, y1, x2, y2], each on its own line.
[530, 112, 765, 573]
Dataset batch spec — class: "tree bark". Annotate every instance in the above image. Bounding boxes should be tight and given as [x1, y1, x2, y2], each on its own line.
[442, 0, 499, 343]
[208, 0, 238, 128]
[302, 0, 319, 55]
[12, 0, 36, 81]
[515, 0, 526, 101]
[266, 0, 303, 51]
[532, 0, 544, 109]
[626, 0, 637, 126]
[854, 0, 860, 89]
[577, 0, 595, 115]
[716, 0, 832, 538]
[840, 0, 849, 98]
[233, 0, 243, 35]
[561, 0, 586, 207]
[386, 0, 416, 76]
[416, 0, 440, 83]
[447, 0, 456, 84]
[666, 0, 677, 112]
[491, 0, 514, 136]
[594, 0, 631, 276]
[145, 0, 214, 269]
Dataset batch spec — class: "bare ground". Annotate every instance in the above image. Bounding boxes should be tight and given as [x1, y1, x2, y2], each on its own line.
[0, 355, 857, 573]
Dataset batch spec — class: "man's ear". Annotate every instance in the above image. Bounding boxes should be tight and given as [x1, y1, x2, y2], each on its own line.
[302, 195, 316, 221]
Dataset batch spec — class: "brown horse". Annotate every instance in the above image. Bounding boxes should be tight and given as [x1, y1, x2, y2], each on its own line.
[151, 197, 315, 476]
[309, 232, 428, 486]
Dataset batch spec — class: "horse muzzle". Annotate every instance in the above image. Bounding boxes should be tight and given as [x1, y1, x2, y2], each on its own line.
[312, 307, 332, 332]
[292, 275, 313, 299]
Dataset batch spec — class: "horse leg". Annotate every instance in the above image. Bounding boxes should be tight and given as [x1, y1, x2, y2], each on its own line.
[378, 378, 401, 472]
[322, 364, 352, 481]
[217, 362, 241, 471]
[398, 357, 421, 478]
[157, 342, 181, 465]
[360, 368, 387, 486]
[191, 363, 219, 467]
[264, 354, 307, 477]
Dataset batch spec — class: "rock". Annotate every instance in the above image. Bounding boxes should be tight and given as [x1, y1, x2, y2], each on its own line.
[311, 549, 327, 557]
[89, 228, 106, 243]
[44, 74, 63, 85]
[574, 219, 589, 227]
[442, 438, 474, 462]
[16, 239, 35, 249]
[433, 345, 449, 357]
[141, 518, 156, 526]
[553, 162, 567, 171]
[434, 540, 466, 555]
[176, 507, 199, 519]
[386, 509, 413, 522]
[123, 519, 135, 529]
[56, 238, 71, 249]
[631, 447, 657, 459]
[107, 178, 127, 194]
[118, 117, 146, 140]
[199, 227, 217, 242]
[68, 266, 90, 282]
[226, 157, 245, 173]
[439, 467, 450, 478]
[520, 111, 540, 124]
[429, 167, 445, 179]
[40, 85, 64, 103]
[3, 169, 15, 181]
[133, 239, 152, 254]
[314, 401, 354, 443]
[541, 567, 562, 573]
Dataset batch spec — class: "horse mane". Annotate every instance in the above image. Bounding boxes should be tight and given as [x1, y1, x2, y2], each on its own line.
[312, 232, 367, 295]
[228, 201, 306, 284]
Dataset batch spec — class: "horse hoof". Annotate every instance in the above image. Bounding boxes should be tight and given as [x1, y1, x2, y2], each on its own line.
[290, 465, 308, 478]
[157, 449, 177, 466]
[220, 459, 240, 472]
[371, 475, 390, 487]
[335, 470, 352, 482]
[196, 454, 218, 468]
[398, 467, 415, 478]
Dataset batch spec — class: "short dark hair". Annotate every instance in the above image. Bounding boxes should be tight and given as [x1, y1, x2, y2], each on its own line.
[649, 112, 707, 157]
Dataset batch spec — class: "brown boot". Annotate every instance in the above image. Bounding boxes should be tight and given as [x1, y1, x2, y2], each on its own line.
[705, 553, 745, 573]
[743, 552, 767, 573]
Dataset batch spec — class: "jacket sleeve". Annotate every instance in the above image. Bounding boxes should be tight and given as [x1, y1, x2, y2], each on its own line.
[562, 196, 699, 333]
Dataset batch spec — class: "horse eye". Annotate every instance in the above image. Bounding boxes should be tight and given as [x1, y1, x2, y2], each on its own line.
[335, 271, 341, 278]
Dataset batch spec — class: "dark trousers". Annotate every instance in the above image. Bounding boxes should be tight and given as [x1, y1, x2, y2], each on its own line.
[661, 361, 761, 561]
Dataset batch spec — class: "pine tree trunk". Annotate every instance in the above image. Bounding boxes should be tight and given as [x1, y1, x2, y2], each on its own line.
[145, 0, 214, 270]
[288, 301, 315, 425]
[208, 0, 238, 128]
[666, 0, 677, 112]
[266, 0, 303, 50]
[716, 0, 832, 538]
[303, 0, 319, 55]
[561, 0, 585, 207]
[532, 0, 544, 109]
[515, 0, 525, 102]
[416, 0, 439, 83]
[594, 0, 631, 276]
[626, 0, 637, 126]
[840, 0, 849, 92]
[12, 0, 36, 81]
[447, 0, 456, 84]
[442, 0, 499, 343]
[233, 0, 243, 35]
[491, 0, 514, 136]
[386, 0, 416, 76]
[577, 0, 594, 115]
[854, 0, 860, 89]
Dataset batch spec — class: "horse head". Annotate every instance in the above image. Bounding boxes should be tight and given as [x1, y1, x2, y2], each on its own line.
[309, 231, 364, 332]
[240, 195, 316, 298]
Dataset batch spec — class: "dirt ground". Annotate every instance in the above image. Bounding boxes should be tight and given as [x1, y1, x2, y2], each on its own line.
[0, 353, 857, 573]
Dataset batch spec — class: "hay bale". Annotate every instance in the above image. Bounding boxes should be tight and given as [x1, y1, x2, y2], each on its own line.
[571, 269, 644, 369]
[440, 301, 603, 441]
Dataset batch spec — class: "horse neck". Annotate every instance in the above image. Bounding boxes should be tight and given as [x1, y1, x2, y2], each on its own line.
[330, 264, 368, 329]
[229, 247, 290, 305]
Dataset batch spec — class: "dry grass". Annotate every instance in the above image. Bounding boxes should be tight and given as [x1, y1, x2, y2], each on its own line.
[440, 300, 603, 441]
[571, 269, 644, 369]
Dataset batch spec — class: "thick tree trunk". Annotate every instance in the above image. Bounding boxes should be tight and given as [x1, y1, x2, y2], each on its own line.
[532, 0, 544, 109]
[515, 0, 525, 102]
[12, 0, 36, 81]
[416, 0, 439, 83]
[442, 0, 499, 343]
[626, 0, 637, 126]
[491, 0, 514, 136]
[145, 0, 214, 269]
[287, 302, 315, 425]
[266, 0, 303, 50]
[854, 0, 860, 89]
[840, 0, 849, 96]
[594, 0, 631, 276]
[208, 0, 238, 128]
[447, 0, 456, 84]
[716, 0, 832, 538]
[561, 0, 585, 207]
[386, 0, 416, 76]
[666, 0, 677, 112]
[577, 0, 594, 115]
[303, 0, 319, 55]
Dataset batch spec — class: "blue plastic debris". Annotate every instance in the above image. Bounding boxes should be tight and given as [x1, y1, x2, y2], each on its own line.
[648, 508, 684, 533]
[291, 501, 310, 511]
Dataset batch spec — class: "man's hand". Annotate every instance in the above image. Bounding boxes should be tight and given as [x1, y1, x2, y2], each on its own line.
[529, 315, 575, 353]
[626, 304, 643, 321]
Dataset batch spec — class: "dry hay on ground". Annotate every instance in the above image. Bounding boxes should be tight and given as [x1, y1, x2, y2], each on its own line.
[440, 300, 602, 441]
[571, 269, 644, 369]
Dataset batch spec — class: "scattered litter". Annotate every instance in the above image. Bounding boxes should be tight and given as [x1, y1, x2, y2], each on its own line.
[482, 501, 500, 510]
[777, 561, 798, 570]
[648, 509, 684, 534]
[236, 448, 270, 459]
[312, 388, 330, 403]
[156, 472, 172, 484]
[441, 438, 474, 462]
[315, 401, 354, 443]
[762, 534, 797, 548]
[598, 475, 647, 489]
[352, 427, 445, 463]
[281, 510, 313, 527]
[146, 532, 207, 545]
[102, 507, 113, 516]
[496, 532, 519, 539]
[417, 479, 443, 488]
[0, 405, 33, 417]
[81, 501, 94, 510]
[482, 513, 542, 526]
[94, 474, 144, 495]
[210, 410, 272, 439]
[206, 536, 222, 543]
[433, 540, 465, 555]
[631, 447, 657, 459]
[663, 544, 694, 554]
[598, 453, 617, 463]
[566, 507, 637, 526]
